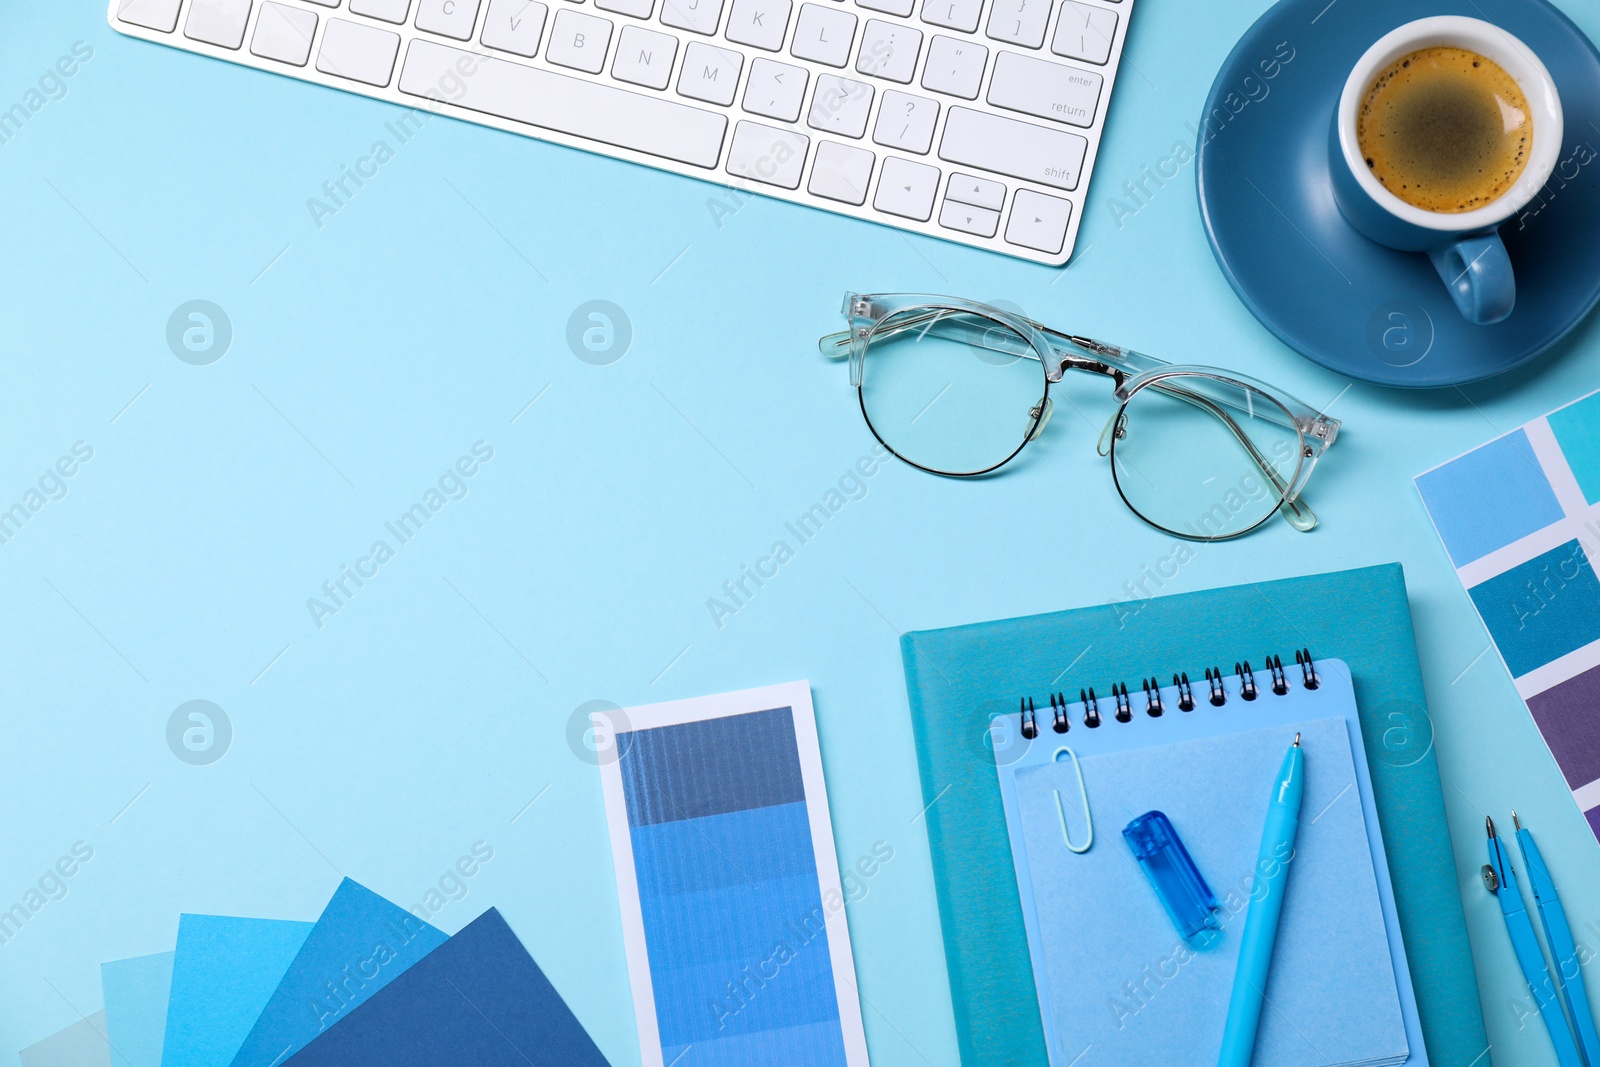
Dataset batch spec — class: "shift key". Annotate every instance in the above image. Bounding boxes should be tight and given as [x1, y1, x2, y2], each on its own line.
[938, 107, 1087, 190]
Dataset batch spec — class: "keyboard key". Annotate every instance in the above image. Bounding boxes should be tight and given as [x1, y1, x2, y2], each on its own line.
[547, 9, 613, 71]
[940, 198, 999, 236]
[1051, 0, 1117, 64]
[921, 35, 985, 98]
[947, 171, 1004, 209]
[1006, 188, 1071, 252]
[742, 57, 808, 121]
[726, 121, 809, 188]
[856, 0, 912, 16]
[986, 0, 1046, 48]
[660, 0, 725, 35]
[987, 50, 1102, 126]
[117, 0, 182, 31]
[598, 0, 654, 18]
[251, 2, 318, 64]
[808, 74, 873, 138]
[725, 0, 791, 51]
[400, 39, 728, 166]
[481, 0, 548, 54]
[350, 0, 412, 22]
[613, 24, 677, 87]
[874, 156, 939, 219]
[186, 0, 252, 48]
[938, 106, 1086, 188]
[679, 41, 743, 105]
[417, 0, 484, 37]
[920, 0, 979, 33]
[809, 140, 875, 204]
[304, 0, 338, 5]
[872, 90, 938, 153]
[856, 20, 921, 83]
[317, 19, 402, 85]
[791, 4, 856, 67]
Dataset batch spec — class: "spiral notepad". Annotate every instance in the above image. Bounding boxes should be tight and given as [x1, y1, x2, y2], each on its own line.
[993, 656, 1420, 1067]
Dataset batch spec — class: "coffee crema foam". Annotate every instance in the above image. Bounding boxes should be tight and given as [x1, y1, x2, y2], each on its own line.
[1357, 46, 1530, 213]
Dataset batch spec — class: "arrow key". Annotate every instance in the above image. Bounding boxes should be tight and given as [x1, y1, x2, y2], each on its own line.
[939, 197, 999, 237]
[874, 156, 940, 221]
[947, 172, 1005, 210]
[1005, 189, 1072, 254]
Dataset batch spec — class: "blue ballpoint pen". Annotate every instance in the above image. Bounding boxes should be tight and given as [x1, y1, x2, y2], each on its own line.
[1487, 816, 1585, 1067]
[1513, 812, 1600, 1067]
[1217, 734, 1303, 1067]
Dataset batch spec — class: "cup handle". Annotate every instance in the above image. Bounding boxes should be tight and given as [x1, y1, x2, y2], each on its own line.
[1428, 233, 1515, 325]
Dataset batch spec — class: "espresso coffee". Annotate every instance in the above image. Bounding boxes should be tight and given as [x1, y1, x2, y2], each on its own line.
[1356, 46, 1531, 213]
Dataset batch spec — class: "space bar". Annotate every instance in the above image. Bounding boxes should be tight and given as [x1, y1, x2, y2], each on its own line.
[398, 40, 727, 169]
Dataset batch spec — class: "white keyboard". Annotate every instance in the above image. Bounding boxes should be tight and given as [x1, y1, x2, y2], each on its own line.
[110, 0, 1132, 264]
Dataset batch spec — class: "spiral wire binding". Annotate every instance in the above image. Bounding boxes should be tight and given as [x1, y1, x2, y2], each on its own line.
[1015, 652, 1319, 737]
[1267, 654, 1288, 695]
[1143, 677, 1164, 717]
[1050, 692, 1070, 734]
[1295, 648, 1319, 689]
[1235, 661, 1258, 700]
[1204, 667, 1227, 706]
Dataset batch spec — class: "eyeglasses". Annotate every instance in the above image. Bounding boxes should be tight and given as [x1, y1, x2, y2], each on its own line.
[819, 293, 1341, 542]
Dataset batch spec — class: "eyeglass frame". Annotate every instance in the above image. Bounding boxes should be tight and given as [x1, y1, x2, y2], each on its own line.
[820, 292, 1342, 540]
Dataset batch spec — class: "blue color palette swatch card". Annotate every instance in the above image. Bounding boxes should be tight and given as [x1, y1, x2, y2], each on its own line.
[283, 908, 610, 1067]
[1417, 390, 1600, 842]
[228, 880, 446, 1067]
[22, 882, 608, 1067]
[161, 916, 314, 1067]
[102, 951, 174, 1067]
[597, 682, 870, 1067]
[992, 663, 1418, 1066]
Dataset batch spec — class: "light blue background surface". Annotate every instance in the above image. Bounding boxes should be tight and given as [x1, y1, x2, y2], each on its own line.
[2, 3, 1599, 1066]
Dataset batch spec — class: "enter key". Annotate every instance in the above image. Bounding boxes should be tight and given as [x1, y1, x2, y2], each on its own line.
[987, 50, 1103, 127]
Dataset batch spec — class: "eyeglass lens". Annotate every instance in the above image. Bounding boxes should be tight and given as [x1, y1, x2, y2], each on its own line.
[1109, 377, 1302, 540]
[858, 308, 1047, 476]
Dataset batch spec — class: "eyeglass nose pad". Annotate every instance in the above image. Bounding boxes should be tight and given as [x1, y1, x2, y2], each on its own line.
[1026, 396, 1054, 441]
[1095, 410, 1125, 457]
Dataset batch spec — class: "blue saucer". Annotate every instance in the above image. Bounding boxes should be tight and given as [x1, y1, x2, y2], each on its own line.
[1197, 0, 1600, 387]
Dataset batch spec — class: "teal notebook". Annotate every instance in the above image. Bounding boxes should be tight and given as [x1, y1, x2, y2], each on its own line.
[994, 669, 1411, 1065]
[899, 564, 1485, 1067]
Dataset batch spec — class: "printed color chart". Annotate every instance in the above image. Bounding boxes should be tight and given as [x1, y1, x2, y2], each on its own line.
[1417, 390, 1600, 842]
[596, 683, 870, 1067]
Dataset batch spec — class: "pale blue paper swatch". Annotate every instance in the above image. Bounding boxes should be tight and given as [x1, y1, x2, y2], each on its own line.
[160, 916, 313, 1067]
[19, 1012, 112, 1067]
[228, 880, 446, 1067]
[102, 951, 174, 1067]
[1011, 717, 1407, 1066]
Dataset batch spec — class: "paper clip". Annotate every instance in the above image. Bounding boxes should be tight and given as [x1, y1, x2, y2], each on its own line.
[1052, 746, 1094, 853]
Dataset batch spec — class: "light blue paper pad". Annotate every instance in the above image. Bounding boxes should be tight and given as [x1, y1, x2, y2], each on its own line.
[1015, 718, 1406, 1065]
[102, 952, 174, 1067]
[228, 880, 446, 1067]
[993, 663, 1419, 1067]
[160, 916, 313, 1067]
